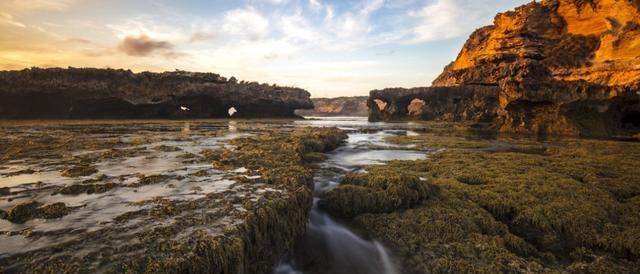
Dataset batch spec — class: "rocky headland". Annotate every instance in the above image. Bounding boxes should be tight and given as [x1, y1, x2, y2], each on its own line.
[295, 96, 369, 117]
[0, 67, 313, 119]
[369, 0, 640, 137]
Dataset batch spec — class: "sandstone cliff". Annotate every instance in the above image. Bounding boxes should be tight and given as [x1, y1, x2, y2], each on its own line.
[0, 67, 313, 119]
[296, 96, 369, 117]
[370, 0, 640, 137]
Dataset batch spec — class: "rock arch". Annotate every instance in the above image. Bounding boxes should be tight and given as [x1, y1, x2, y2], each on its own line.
[373, 99, 388, 111]
[407, 98, 426, 116]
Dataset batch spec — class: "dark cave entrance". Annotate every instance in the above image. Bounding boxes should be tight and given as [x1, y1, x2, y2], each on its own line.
[621, 111, 640, 129]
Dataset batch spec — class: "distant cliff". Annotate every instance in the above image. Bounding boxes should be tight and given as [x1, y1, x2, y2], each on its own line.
[0, 67, 313, 119]
[296, 96, 368, 117]
[369, 0, 640, 137]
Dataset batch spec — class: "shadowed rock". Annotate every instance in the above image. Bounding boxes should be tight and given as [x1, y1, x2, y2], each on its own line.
[296, 96, 369, 117]
[0, 67, 313, 119]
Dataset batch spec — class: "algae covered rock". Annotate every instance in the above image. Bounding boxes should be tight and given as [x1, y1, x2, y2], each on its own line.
[319, 172, 437, 217]
[6, 201, 42, 224]
[61, 165, 98, 177]
[6, 201, 73, 224]
[0, 122, 347, 274]
[350, 131, 640, 273]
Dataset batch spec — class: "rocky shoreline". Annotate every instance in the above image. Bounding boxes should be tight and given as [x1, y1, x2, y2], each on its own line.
[0, 68, 313, 119]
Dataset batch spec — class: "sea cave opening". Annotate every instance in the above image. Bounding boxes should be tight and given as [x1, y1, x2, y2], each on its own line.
[373, 99, 388, 111]
[407, 98, 426, 115]
[621, 111, 640, 129]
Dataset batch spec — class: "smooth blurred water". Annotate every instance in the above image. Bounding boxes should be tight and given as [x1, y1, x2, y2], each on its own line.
[275, 117, 428, 274]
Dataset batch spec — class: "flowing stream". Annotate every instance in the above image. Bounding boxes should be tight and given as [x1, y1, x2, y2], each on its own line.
[275, 118, 428, 274]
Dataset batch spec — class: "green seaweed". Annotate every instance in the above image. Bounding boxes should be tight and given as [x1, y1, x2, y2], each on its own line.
[5, 201, 73, 224]
[319, 171, 437, 217]
[324, 130, 640, 273]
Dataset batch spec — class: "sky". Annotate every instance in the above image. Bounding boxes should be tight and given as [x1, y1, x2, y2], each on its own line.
[0, 0, 530, 98]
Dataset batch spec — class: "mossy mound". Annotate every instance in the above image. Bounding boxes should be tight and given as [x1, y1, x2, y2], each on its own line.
[56, 182, 118, 195]
[4, 201, 73, 224]
[319, 171, 437, 217]
[209, 127, 346, 186]
[61, 165, 98, 177]
[332, 131, 640, 273]
[0, 187, 11, 196]
[153, 145, 182, 152]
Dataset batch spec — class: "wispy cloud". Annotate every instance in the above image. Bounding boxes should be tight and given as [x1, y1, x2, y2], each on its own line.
[117, 35, 174, 57]
[0, 12, 26, 28]
[409, 0, 512, 43]
[223, 7, 270, 40]
[0, 0, 77, 14]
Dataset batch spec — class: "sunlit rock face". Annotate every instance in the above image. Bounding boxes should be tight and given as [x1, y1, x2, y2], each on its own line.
[0, 67, 313, 119]
[371, 0, 640, 137]
[296, 97, 369, 117]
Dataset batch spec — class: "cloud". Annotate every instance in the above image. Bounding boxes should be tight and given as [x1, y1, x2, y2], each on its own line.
[259, 0, 289, 4]
[117, 35, 174, 57]
[409, 0, 508, 43]
[279, 13, 320, 43]
[223, 7, 270, 40]
[410, 0, 465, 42]
[360, 0, 385, 16]
[189, 31, 216, 42]
[0, 0, 76, 14]
[309, 0, 322, 10]
[107, 18, 185, 41]
[0, 12, 25, 28]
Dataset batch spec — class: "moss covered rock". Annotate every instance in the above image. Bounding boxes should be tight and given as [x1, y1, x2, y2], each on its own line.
[327, 129, 640, 273]
[319, 172, 437, 217]
[5, 201, 73, 224]
[0, 126, 347, 274]
[61, 165, 98, 177]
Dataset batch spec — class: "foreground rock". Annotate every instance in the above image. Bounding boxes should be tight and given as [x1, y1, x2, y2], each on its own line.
[296, 96, 369, 117]
[322, 124, 640, 273]
[369, 0, 640, 137]
[0, 121, 345, 273]
[0, 67, 313, 119]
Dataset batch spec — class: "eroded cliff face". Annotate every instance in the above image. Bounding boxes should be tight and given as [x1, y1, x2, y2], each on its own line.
[296, 96, 369, 117]
[371, 0, 640, 137]
[0, 68, 313, 119]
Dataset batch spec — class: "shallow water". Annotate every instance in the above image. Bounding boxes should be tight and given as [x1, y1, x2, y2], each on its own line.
[0, 118, 429, 272]
[275, 117, 429, 274]
[0, 120, 275, 259]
